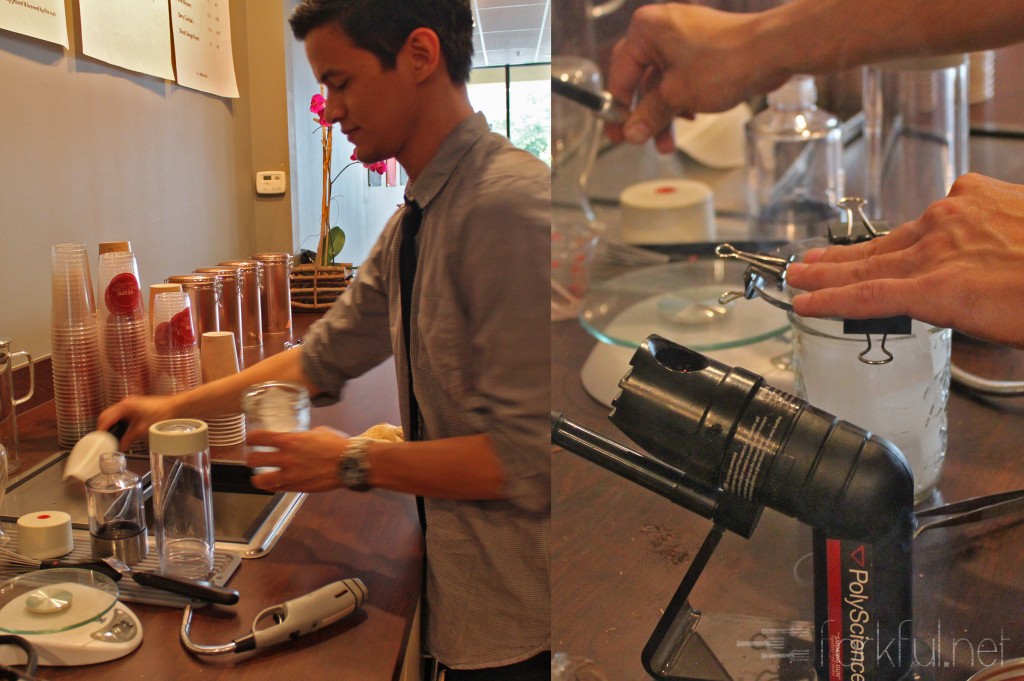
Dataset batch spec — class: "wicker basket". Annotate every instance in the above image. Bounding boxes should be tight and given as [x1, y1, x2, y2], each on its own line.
[290, 262, 352, 311]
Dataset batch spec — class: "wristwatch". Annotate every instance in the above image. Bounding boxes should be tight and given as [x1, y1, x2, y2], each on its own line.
[338, 437, 373, 491]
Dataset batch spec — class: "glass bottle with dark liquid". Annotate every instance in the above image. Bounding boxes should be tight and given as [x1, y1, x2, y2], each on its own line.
[86, 451, 148, 564]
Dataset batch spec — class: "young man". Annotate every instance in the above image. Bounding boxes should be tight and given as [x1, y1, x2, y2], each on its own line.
[100, 1, 551, 677]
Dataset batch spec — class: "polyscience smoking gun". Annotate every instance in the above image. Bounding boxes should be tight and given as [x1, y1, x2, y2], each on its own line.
[552, 335, 916, 681]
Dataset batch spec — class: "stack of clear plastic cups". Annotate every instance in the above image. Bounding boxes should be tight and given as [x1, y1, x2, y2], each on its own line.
[97, 251, 150, 455]
[200, 331, 245, 447]
[150, 292, 201, 398]
[51, 243, 105, 449]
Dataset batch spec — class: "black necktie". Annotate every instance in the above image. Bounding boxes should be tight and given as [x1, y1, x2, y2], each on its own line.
[398, 198, 426, 533]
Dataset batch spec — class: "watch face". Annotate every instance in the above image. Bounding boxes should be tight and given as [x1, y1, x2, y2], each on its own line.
[339, 441, 371, 490]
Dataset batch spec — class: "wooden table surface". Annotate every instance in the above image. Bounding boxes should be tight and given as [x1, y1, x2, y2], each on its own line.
[6, 312, 422, 681]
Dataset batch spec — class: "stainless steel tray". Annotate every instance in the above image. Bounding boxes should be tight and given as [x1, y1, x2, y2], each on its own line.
[1, 451, 305, 560]
[0, 525, 240, 609]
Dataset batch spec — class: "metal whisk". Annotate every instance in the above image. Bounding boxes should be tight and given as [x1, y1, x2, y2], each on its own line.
[0, 545, 121, 581]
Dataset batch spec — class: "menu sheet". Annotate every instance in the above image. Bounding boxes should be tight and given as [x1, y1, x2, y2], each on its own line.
[79, 0, 174, 80]
[0, 0, 69, 49]
[171, 0, 239, 98]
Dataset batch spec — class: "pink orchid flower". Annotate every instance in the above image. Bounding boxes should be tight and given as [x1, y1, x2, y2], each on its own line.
[348, 154, 388, 175]
[310, 94, 329, 127]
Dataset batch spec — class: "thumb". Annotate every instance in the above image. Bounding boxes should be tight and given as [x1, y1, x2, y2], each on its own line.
[622, 85, 680, 148]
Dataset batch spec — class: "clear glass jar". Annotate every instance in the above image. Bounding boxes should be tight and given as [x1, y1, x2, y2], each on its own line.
[789, 313, 951, 503]
[86, 451, 148, 565]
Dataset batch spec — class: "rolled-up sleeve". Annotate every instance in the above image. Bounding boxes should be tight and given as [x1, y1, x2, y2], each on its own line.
[300, 225, 398, 405]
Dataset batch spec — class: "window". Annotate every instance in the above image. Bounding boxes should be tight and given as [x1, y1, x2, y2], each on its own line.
[469, 63, 551, 165]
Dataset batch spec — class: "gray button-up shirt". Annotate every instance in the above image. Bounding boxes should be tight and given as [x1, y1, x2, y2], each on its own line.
[301, 113, 550, 669]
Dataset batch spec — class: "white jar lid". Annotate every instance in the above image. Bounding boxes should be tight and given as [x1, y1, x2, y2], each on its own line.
[149, 419, 209, 456]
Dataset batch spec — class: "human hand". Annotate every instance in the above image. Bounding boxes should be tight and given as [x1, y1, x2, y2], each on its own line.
[786, 174, 1024, 348]
[98, 395, 178, 450]
[605, 4, 786, 153]
[247, 426, 350, 493]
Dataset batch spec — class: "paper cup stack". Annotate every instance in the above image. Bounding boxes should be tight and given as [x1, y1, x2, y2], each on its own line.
[50, 244, 105, 449]
[201, 332, 245, 447]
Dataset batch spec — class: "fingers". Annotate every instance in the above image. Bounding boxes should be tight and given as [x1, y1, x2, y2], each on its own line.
[799, 223, 923, 265]
[791, 278, 927, 321]
[250, 469, 287, 492]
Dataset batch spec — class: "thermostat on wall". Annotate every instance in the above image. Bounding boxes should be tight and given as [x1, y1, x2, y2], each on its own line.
[256, 170, 287, 195]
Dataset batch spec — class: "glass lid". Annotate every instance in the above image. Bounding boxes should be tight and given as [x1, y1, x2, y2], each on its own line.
[580, 258, 789, 350]
[0, 568, 119, 635]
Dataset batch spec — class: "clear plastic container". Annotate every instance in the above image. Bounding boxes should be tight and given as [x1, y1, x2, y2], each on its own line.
[85, 451, 148, 565]
[863, 54, 968, 225]
[745, 75, 843, 241]
[241, 382, 310, 474]
[149, 419, 214, 579]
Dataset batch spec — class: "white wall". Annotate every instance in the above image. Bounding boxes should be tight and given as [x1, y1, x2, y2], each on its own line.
[0, 1, 294, 361]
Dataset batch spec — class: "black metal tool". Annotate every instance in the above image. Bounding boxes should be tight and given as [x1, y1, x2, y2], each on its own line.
[551, 77, 630, 124]
[553, 335, 916, 681]
[102, 557, 240, 606]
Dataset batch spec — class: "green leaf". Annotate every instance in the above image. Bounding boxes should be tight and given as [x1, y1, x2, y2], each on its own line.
[319, 226, 346, 265]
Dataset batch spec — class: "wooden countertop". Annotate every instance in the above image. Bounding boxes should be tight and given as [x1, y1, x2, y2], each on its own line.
[7, 312, 422, 680]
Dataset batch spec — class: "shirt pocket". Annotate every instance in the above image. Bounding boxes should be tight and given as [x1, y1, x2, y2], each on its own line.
[416, 295, 468, 400]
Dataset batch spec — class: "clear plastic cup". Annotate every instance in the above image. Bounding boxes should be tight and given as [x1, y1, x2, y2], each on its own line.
[50, 244, 104, 448]
[241, 382, 310, 472]
[51, 244, 97, 328]
[150, 292, 200, 397]
[149, 419, 214, 579]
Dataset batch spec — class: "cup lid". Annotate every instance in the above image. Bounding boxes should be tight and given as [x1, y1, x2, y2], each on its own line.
[149, 419, 209, 455]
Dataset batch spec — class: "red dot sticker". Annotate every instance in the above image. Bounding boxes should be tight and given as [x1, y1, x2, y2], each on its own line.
[36, 514, 51, 520]
[654, 186, 678, 194]
[105, 272, 141, 316]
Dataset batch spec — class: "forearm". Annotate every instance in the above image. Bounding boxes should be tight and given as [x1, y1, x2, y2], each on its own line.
[168, 347, 315, 419]
[366, 434, 506, 500]
[756, 0, 1024, 76]
[247, 429, 508, 500]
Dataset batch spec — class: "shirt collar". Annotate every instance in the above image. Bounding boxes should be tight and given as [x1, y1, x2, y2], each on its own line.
[404, 112, 489, 209]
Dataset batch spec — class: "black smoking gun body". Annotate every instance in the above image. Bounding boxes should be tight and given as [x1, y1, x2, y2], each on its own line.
[553, 335, 916, 681]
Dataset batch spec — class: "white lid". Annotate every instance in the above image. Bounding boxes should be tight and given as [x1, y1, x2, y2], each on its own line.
[149, 419, 209, 456]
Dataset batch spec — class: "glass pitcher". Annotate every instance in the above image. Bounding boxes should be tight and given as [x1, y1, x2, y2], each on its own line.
[0, 337, 34, 474]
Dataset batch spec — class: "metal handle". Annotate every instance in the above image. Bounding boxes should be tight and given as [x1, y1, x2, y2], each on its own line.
[132, 571, 240, 605]
[7, 350, 34, 407]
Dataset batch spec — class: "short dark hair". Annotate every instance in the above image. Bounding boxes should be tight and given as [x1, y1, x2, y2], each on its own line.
[290, 0, 475, 84]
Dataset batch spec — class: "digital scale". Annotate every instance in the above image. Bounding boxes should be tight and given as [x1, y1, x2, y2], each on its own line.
[0, 568, 142, 667]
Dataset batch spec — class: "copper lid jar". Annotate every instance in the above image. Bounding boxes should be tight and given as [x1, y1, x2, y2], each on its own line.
[217, 260, 263, 349]
[194, 267, 243, 357]
[165, 274, 220, 339]
[251, 253, 292, 337]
